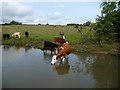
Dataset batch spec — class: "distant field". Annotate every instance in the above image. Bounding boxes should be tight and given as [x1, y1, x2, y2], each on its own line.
[2, 25, 96, 45]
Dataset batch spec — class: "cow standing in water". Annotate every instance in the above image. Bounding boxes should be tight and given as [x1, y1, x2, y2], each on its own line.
[51, 42, 71, 65]
[43, 41, 59, 50]
[43, 41, 59, 55]
[25, 31, 29, 38]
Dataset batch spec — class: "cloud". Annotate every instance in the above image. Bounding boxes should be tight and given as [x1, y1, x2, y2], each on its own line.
[34, 18, 47, 24]
[1, 1, 66, 25]
[1, 1, 36, 23]
[1, 1, 98, 25]
[47, 12, 64, 20]
[57, 4, 65, 8]
[2, 2, 34, 17]
[0, 0, 102, 2]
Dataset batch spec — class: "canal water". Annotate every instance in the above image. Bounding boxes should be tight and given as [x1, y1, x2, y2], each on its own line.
[2, 45, 118, 88]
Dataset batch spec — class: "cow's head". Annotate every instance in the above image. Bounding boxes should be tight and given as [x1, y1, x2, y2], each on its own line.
[51, 55, 58, 65]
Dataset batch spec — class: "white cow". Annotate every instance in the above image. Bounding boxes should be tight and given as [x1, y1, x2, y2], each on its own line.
[12, 32, 20, 38]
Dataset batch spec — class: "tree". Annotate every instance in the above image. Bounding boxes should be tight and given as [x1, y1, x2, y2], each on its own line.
[46, 23, 49, 25]
[95, 1, 119, 46]
[67, 23, 79, 26]
[9, 20, 22, 25]
[10, 20, 17, 25]
[83, 21, 91, 26]
[38, 23, 41, 25]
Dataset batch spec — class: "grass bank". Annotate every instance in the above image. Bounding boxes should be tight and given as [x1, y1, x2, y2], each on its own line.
[1, 25, 119, 56]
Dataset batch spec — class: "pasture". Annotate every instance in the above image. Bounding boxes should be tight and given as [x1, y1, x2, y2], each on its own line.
[1, 25, 119, 55]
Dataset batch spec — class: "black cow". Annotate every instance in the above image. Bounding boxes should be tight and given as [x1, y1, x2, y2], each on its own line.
[3, 34, 10, 40]
[43, 41, 59, 50]
[25, 31, 29, 38]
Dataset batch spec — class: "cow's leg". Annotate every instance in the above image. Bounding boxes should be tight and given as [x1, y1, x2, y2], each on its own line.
[43, 47, 47, 54]
[5, 37, 7, 40]
[43, 50, 47, 55]
[51, 50, 53, 55]
[45, 50, 47, 53]
[18, 35, 20, 38]
[55, 49, 57, 54]
[61, 56, 66, 62]
[62, 57, 66, 62]
[8, 36, 10, 39]
[53, 50, 56, 55]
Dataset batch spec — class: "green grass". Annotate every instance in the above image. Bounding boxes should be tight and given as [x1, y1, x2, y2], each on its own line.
[108, 52, 119, 56]
[2, 25, 96, 44]
[1, 25, 119, 56]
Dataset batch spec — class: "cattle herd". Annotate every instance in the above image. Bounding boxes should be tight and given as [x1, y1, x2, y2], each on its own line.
[43, 32, 71, 65]
[3, 31, 29, 39]
[3, 32, 71, 64]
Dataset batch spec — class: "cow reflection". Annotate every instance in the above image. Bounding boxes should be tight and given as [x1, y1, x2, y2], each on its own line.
[51, 60, 70, 75]
[43, 51, 52, 60]
[3, 45, 10, 51]
[43, 49, 57, 56]
[25, 47, 31, 52]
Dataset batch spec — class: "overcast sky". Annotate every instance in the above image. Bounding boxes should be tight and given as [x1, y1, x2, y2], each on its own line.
[1, 0, 102, 25]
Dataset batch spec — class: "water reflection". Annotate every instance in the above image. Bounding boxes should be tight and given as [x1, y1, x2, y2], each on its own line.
[42, 50, 57, 64]
[25, 47, 32, 52]
[74, 53, 118, 88]
[51, 60, 70, 75]
[89, 55, 118, 88]
[43, 49, 57, 55]
[3, 45, 32, 53]
[2, 46, 118, 88]
[71, 55, 97, 74]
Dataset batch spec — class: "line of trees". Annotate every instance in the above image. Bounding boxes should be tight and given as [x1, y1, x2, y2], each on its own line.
[67, 21, 91, 26]
[3, 20, 22, 25]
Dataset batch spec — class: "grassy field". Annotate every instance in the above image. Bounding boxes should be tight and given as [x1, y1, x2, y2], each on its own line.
[1, 25, 119, 56]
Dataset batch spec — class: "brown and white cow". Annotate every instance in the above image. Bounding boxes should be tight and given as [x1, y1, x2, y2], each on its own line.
[51, 42, 71, 64]
[53, 32, 65, 44]
[54, 37, 66, 44]
[60, 32, 65, 39]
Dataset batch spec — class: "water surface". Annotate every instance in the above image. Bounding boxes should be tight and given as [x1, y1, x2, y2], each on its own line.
[2, 45, 118, 88]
